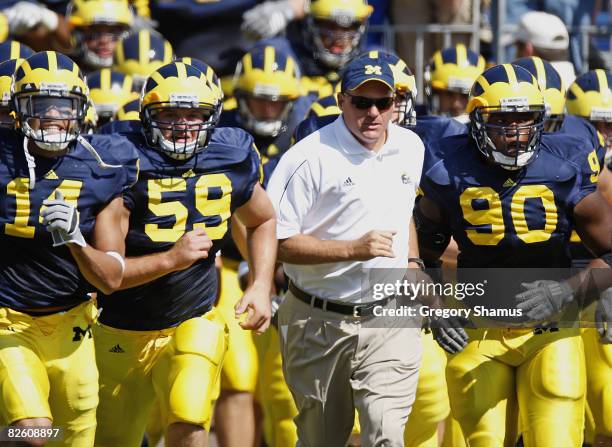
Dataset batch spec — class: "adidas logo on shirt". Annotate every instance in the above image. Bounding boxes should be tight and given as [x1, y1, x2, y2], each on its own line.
[502, 178, 516, 188]
[343, 177, 355, 187]
[109, 344, 125, 353]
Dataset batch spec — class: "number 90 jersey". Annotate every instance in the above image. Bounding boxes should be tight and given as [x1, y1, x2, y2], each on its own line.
[420, 133, 596, 268]
[0, 129, 139, 310]
[97, 121, 263, 330]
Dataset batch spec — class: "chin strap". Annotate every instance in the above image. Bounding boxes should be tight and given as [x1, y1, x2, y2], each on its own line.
[22, 136, 37, 190]
[76, 135, 121, 169]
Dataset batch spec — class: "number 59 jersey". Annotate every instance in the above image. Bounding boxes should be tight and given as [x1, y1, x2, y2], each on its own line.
[97, 122, 263, 330]
[0, 129, 139, 310]
[420, 133, 596, 268]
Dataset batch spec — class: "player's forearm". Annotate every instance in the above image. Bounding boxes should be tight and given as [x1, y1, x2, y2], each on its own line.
[246, 216, 277, 294]
[278, 234, 356, 264]
[68, 245, 124, 295]
[119, 251, 176, 290]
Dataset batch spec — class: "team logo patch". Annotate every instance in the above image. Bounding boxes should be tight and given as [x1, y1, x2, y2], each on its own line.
[364, 65, 382, 75]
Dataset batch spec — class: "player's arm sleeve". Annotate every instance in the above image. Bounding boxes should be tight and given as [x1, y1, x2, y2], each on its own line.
[234, 143, 264, 209]
[266, 149, 316, 240]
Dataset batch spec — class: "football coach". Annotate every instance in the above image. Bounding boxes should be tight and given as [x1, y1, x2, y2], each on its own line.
[267, 53, 425, 447]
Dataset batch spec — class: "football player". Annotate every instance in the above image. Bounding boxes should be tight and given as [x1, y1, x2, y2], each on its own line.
[223, 44, 311, 157]
[261, 0, 372, 100]
[67, 0, 133, 72]
[93, 61, 276, 447]
[418, 64, 611, 446]
[87, 68, 137, 126]
[0, 50, 138, 446]
[424, 44, 485, 123]
[113, 29, 174, 90]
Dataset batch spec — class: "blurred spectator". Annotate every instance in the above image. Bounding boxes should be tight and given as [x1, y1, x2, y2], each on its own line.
[490, 0, 599, 72]
[515, 11, 576, 86]
[391, 0, 473, 72]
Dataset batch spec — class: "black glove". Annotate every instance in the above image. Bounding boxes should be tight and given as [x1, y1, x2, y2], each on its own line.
[430, 316, 469, 354]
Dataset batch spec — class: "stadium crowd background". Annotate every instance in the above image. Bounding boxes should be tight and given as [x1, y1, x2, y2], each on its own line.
[0, 0, 611, 446]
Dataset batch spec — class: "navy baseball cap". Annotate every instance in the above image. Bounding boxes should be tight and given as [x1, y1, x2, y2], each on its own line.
[341, 52, 395, 92]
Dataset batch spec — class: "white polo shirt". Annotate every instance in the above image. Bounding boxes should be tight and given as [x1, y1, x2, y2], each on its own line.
[267, 115, 425, 303]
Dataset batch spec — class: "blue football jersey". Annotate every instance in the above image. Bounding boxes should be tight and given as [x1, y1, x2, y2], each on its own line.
[0, 130, 139, 310]
[97, 122, 262, 330]
[420, 133, 596, 268]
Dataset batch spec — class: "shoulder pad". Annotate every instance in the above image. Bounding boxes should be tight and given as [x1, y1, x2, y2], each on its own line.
[206, 127, 254, 165]
[424, 158, 452, 186]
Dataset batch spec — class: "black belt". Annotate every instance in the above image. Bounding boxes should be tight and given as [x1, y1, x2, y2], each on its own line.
[288, 282, 394, 317]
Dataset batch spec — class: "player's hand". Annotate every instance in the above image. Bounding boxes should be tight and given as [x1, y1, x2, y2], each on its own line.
[515, 280, 574, 321]
[595, 287, 612, 344]
[241, 0, 295, 40]
[168, 228, 212, 271]
[41, 191, 86, 247]
[349, 230, 396, 260]
[430, 316, 469, 354]
[235, 283, 272, 335]
[4, 1, 58, 34]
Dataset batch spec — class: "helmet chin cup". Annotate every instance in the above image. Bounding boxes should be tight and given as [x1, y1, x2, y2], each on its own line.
[82, 46, 113, 69]
[22, 120, 76, 152]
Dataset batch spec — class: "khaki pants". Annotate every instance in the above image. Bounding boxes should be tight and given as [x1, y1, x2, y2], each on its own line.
[277, 291, 422, 447]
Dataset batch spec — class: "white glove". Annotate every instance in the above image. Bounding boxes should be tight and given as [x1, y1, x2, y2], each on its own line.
[4, 1, 58, 35]
[41, 190, 86, 247]
[131, 15, 158, 31]
[241, 0, 295, 40]
[595, 287, 612, 344]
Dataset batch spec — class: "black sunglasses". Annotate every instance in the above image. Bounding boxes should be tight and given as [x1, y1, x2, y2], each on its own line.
[345, 93, 394, 111]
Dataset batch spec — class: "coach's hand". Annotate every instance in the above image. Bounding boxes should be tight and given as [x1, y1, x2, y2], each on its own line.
[595, 287, 612, 344]
[515, 280, 574, 322]
[430, 316, 469, 354]
[350, 230, 396, 260]
[236, 282, 272, 335]
[168, 228, 212, 271]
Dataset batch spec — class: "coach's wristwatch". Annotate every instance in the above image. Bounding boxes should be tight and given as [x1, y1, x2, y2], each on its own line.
[408, 257, 425, 270]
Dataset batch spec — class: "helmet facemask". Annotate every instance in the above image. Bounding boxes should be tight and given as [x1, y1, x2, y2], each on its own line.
[307, 17, 364, 69]
[393, 90, 416, 127]
[14, 92, 87, 152]
[236, 91, 294, 138]
[76, 25, 130, 69]
[470, 106, 546, 170]
[142, 101, 218, 160]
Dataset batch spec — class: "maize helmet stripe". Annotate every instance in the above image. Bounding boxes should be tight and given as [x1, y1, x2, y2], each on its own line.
[139, 30, 149, 67]
[263, 45, 275, 73]
[596, 69, 609, 92]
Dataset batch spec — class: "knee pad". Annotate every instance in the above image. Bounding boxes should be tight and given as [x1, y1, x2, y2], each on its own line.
[530, 337, 586, 401]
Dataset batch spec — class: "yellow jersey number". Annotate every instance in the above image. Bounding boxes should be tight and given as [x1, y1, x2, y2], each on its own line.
[460, 185, 558, 246]
[144, 174, 232, 243]
[5, 178, 83, 238]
